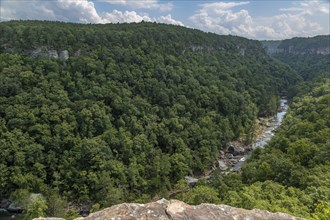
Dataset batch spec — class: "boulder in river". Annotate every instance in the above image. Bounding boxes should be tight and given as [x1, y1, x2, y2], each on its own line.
[219, 150, 225, 159]
[227, 145, 245, 156]
[218, 160, 228, 171]
[184, 176, 198, 187]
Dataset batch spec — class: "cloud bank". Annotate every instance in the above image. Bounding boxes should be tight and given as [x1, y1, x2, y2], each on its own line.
[190, 0, 329, 39]
[100, 0, 173, 11]
[0, 0, 329, 39]
[0, 0, 183, 26]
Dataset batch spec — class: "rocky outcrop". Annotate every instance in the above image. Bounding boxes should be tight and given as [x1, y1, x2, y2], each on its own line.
[184, 176, 199, 187]
[189, 45, 246, 55]
[39, 199, 303, 220]
[59, 50, 69, 60]
[216, 142, 251, 172]
[227, 144, 245, 156]
[2, 45, 71, 60]
[262, 37, 330, 56]
[218, 159, 228, 171]
[29, 47, 70, 59]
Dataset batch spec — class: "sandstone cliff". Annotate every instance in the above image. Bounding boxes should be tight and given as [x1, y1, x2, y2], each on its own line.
[34, 199, 304, 220]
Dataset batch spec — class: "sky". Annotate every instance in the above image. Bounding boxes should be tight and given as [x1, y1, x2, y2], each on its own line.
[0, 0, 329, 40]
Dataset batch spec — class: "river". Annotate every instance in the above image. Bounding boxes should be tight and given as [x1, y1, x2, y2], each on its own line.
[231, 98, 288, 171]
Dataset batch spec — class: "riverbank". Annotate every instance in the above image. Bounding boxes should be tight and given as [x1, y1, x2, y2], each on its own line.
[228, 99, 288, 171]
[185, 99, 289, 182]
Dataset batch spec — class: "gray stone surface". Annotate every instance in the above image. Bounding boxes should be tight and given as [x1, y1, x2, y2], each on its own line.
[59, 50, 69, 60]
[75, 199, 304, 220]
[47, 50, 58, 59]
[218, 160, 228, 171]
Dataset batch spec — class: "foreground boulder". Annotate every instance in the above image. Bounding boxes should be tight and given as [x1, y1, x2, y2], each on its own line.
[41, 199, 304, 220]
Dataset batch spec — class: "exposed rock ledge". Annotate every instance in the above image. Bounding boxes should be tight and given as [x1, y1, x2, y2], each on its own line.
[34, 199, 304, 220]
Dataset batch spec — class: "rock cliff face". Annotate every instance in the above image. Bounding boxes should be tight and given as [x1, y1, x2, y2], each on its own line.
[262, 36, 330, 56]
[34, 199, 304, 220]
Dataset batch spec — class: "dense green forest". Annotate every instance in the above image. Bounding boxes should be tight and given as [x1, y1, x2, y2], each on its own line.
[262, 35, 330, 80]
[177, 36, 330, 219]
[178, 79, 329, 219]
[0, 21, 328, 219]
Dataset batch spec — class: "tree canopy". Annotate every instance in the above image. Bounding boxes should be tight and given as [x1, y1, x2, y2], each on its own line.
[1, 20, 327, 219]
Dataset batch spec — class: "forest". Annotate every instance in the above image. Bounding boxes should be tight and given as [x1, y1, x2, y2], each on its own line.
[177, 78, 329, 219]
[178, 35, 330, 219]
[0, 21, 328, 219]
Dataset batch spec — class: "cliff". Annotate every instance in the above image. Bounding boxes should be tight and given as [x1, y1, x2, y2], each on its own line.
[34, 199, 304, 220]
[262, 35, 330, 55]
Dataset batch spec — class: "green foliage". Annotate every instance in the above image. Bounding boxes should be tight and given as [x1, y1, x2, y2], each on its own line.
[311, 201, 330, 220]
[182, 185, 220, 205]
[10, 189, 30, 210]
[273, 36, 330, 80]
[65, 209, 80, 220]
[45, 188, 67, 218]
[199, 79, 330, 218]
[90, 203, 101, 213]
[278, 35, 329, 53]
[25, 194, 48, 220]
[223, 181, 312, 217]
[172, 179, 190, 201]
[0, 20, 300, 208]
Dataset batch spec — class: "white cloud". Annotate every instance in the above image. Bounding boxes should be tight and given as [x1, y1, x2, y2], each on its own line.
[190, 0, 330, 39]
[197, 1, 250, 11]
[100, 0, 173, 11]
[190, 1, 253, 36]
[1, 0, 103, 23]
[156, 14, 184, 26]
[280, 0, 329, 15]
[103, 10, 152, 23]
[56, 0, 103, 23]
[0, 0, 183, 25]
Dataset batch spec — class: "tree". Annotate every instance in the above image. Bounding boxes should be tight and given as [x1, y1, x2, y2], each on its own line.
[183, 185, 220, 205]
[25, 194, 48, 220]
[312, 201, 330, 220]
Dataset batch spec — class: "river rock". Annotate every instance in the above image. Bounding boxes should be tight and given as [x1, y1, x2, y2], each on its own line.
[218, 160, 228, 171]
[219, 150, 225, 159]
[184, 176, 198, 187]
[225, 153, 233, 159]
[74, 199, 304, 220]
[227, 145, 245, 156]
[7, 201, 24, 213]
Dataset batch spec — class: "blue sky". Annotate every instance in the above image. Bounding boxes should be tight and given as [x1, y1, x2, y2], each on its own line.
[1, 0, 329, 40]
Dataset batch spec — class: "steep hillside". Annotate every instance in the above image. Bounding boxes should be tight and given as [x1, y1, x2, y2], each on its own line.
[0, 21, 300, 218]
[262, 35, 330, 80]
